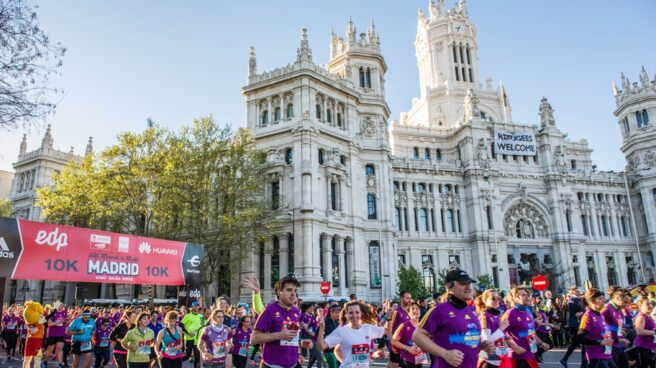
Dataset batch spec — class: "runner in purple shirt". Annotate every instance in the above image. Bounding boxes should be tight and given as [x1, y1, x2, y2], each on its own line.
[392, 302, 427, 368]
[633, 298, 656, 367]
[501, 286, 549, 368]
[412, 269, 494, 368]
[577, 288, 613, 368]
[43, 302, 68, 368]
[2, 308, 20, 360]
[93, 319, 112, 368]
[602, 287, 629, 367]
[199, 309, 232, 368]
[386, 291, 412, 368]
[230, 316, 253, 368]
[474, 289, 510, 367]
[251, 276, 309, 368]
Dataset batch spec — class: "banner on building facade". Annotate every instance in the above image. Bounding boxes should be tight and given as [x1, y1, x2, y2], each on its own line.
[493, 130, 537, 156]
[0, 217, 203, 304]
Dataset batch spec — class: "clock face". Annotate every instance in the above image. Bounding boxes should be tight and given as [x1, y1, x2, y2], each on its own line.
[454, 23, 464, 33]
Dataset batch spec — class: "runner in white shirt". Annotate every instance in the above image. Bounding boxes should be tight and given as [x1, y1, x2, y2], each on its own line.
[316, 301, 385, 368]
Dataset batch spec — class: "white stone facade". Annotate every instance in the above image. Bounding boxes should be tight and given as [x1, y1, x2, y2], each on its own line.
[241, 2, 656, 302]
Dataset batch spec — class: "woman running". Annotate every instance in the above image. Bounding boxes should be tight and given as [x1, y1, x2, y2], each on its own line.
[110, 310, 137, 368]
[577, 288, 615, 368]
[633, 298, 656, 368]
[317, 300, 386, 368]
[198, 309, 231, 368]
[502, 286, 550, 368]
[121, 312, 155, 368]
[392, 302, 427, 368]
[154, 311, 184, 368]
[475, 289, 510, 368]
[230, 316, 253, 368]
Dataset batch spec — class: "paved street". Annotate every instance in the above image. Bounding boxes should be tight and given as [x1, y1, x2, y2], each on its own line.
[1, 348, 583, 367]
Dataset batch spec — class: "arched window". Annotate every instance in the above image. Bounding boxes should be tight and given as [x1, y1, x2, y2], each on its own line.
[316, 104, 322, 119]
[365, 164, 375, 176]
[359, 67, 365, 87]
[327, 109, 332, 123]
[337, 113, 343, 127]
[367, 193, 377, 219]
[261, 110, 269, 126]
[642, 109, 650, 126]
[274, 107, 281, 121]
[285, 148, 293, 164]
[365, 68, 372, 88]
[286, 103, 294, 118]
[413, 147, 420, 159]
[424, 148, 431, 160]
[417, 183, 426, 192]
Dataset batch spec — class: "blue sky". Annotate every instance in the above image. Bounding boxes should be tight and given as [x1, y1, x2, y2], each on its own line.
[1, 0, 654, 172]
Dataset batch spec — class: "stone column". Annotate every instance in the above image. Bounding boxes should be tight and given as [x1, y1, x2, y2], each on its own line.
[345, 237, 354, 291]
[264, 240, 272, 291]
[279, 234, 289, 278]
[595, 251, 609, 292]
[321, 233, 331, 282]
[616, 251, 629, 286]
[336, 235, 345, 294]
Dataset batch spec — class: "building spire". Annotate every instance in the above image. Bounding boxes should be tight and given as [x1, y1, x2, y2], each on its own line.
[612, 81, 619, 96]
[296, 28, 313, 63]
[248, 47, 257, 77]
[640, 65, 650, 88]
[85, 137, 94, 156]
[19, 134, 27, 155]
[346, 17, 356, 44]
[41, 124, 53, 149]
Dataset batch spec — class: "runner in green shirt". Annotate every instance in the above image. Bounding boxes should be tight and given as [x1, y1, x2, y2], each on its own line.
[181, 302, 204, 368]
[121, 312, 155, 368]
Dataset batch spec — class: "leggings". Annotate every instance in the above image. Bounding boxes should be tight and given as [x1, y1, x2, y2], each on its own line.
[114, 352, 128, 368]
[160, 357, 183, 368]
[3, 330, 18, 356]
[635, 346, 656, 368]
[232, 354, 247, 368]
[183, 339, 200, 368]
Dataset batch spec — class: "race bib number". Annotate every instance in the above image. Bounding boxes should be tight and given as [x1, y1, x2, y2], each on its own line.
[351, 343, 370, 368]
[212, 341, 226, 359]
[138, 341, 151, 355]
[99, 338, 109, 347]
[618, 320, 624, 337]
[6, 324, 15, 330]
[528, 333, 537, 354]
[414, 353, 428, 365]
[238, 342, 249, 357]
[280, 320, 300, 347]
[164, 342, 180, 356]
[495, 339, 508, 357]
[80, 341, 92, 352]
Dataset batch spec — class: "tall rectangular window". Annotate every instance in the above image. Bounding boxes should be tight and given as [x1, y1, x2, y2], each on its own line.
[367, 193, 377, 219]
[369, 242, 382, 288]
[446, 209, 455, 232]
[486, 205, 493, 230]
[414, 208, 419, 231]
[344, 239, 349, 288]
[331, 238, 339, 287]
[404, 208, 409, 231]
[331, 182, 338, 211]
[395, 207, 402, 231]
[271, 181, 280, 210]
[419, 208, 428, 232]
[431, 209, 436, 232]
[422, 255, 435, 292]
[581, 215, 589, 236]
[566, 210, 572, 232]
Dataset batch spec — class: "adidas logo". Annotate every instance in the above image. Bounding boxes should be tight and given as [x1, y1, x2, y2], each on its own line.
[0, 237, 15, 259]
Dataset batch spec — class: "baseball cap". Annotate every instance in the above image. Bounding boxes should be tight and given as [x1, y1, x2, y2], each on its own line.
[445, 269, 476, 284]
[191, 301, 200, 307]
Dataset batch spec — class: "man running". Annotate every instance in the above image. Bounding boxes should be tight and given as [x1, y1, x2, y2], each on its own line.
[412, 269, 494, 367]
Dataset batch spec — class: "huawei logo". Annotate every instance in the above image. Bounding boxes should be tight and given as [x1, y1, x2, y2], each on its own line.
[138, 242, 151, 254]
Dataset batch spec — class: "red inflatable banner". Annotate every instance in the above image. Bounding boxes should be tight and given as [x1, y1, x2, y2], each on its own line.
[0, 218, 203, 288]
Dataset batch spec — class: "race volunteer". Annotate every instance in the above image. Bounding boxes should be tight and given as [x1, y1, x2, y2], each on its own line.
[67, 309, 96, 368]
[412, 269, 494, 368]
[250, 275, 306, 368]
[316, 300, 386, 368]
[386, 291, 412, 368]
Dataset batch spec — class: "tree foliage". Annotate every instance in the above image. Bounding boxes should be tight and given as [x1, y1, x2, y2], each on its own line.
[0, 198, 14, 217]
[397, 265, 428, 301]
[477, 274, 494, 291]
[0, 0, 66, 129]
[37, 117, 280, 295]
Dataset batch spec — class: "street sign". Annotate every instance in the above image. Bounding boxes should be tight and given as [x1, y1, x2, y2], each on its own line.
[320, 281, 331, 295]
[532, 275, 549, 291]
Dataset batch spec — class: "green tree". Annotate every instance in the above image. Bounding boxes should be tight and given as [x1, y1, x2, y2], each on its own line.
[477, 274, 494, 291]
[0, 198, 14, 217]
[397, 265, 427, 300]
[436, 268, 449, 295]
[37, 117, 281, 297]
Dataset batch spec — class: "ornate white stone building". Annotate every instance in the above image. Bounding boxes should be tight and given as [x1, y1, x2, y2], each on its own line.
[240, 1, 656, 302]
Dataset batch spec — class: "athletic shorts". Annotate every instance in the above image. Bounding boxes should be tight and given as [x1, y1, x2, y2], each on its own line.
[389, 351, 401, 363]
[47, 335, 66, 346]
[71, 341, 93, 355]
[25, 337, 43, 357]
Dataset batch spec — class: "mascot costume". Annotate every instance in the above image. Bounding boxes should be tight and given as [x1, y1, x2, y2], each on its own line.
[22, 300, 45, 368]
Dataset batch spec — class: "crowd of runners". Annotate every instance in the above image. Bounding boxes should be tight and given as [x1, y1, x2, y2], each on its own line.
[3, 270, 656, 368]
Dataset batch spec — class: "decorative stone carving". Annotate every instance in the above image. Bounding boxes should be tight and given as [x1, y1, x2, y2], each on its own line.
[464, 88, 480, 122]
[553, 145, 567, 173]
[394, 190, 408, 206]
[248, 47, 257, 77]
[359, 116, 377, 138]
[366, 176, 377, 192]
[503, 203, 549, 238]
[517, 182, 528, 204]
[539, 97, 556, 129]
[440, 192, 460, 209]
[476, 138, 490, 167]
[578, 200, 591, 214]
[266, 149, 286, 165]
